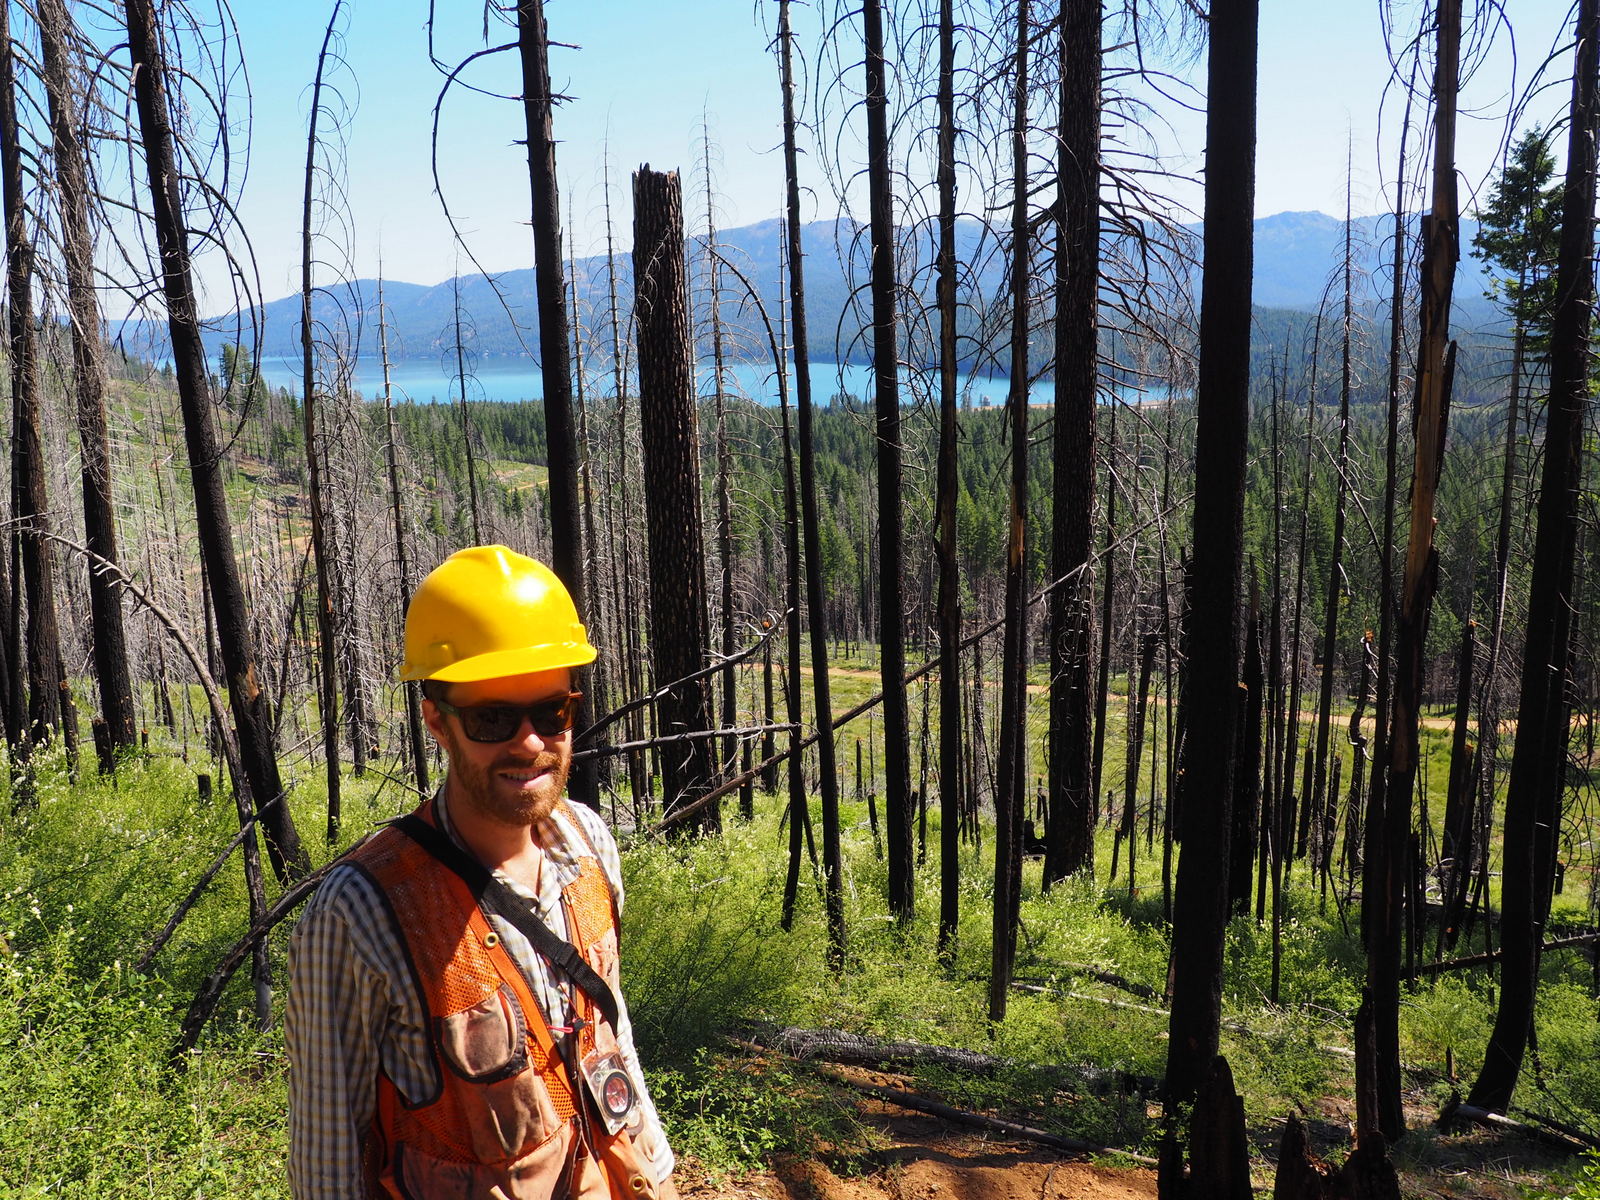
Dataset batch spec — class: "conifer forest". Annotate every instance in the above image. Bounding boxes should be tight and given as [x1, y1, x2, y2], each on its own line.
[5, 0, 1600, 1196]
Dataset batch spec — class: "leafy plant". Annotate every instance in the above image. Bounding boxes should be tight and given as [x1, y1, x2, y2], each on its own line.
[649, 1048, 866, 1177]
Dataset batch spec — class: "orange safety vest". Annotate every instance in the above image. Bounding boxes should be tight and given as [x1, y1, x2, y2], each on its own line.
[348, 797, 657, 1200]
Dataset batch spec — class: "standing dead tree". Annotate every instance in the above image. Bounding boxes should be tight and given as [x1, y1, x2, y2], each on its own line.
[37, 0, 137, 768]
[989, 0, 1031, 1025]
[376, 276, 430, 795]
[1364, 0, 1460, 1145]
[515, 0, 597, 808]
[861, 0, 916, 922]
[122, 0, 308, 881]
[0, 0, 69, 778]
[1045, 0, 1101, 884]
[776, 0, 846, 964]
[299, 0, 349, 840]
[932, 0, 964, 954]
[632, 166, 716, 830]
[1160, 0, 1258, 1190]
[1468, 0, 1598, 1117]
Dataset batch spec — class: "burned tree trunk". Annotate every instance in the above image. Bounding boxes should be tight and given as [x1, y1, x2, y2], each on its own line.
[123, 0, 307, 880]
[778, 0, 845, 966]
[0, 543, 19, 755]
[1364, 0, 1460, 1143]
[378, 278, 430, 795]
[862, 0, 914, 922]
[1436, 618, 1477, 956]
[632, 167, 715, 830]
[1273, 1114, 1401, 1200]
[0, 0, 66, 765]
[1161, 0, 1257, 1187]
[1231, 601, 1263, 916]
[301, 3, 343, 840]
[1046, 0, 1101, 885]
[1310, 192, 1358, 875]
[517, 0, 596, 806]
[934, 0, 963, 957]
[1468, 0, 1598, 1116]
[990, 0, 1031, 1023]
[698, 140, 739, 789]
[39, 0, 137, 765]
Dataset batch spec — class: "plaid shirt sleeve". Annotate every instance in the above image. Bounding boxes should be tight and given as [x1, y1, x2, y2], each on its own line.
[285, 865, 431, 1200]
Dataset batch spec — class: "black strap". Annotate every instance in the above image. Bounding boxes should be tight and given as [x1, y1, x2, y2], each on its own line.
[395, 812, 622, 1031]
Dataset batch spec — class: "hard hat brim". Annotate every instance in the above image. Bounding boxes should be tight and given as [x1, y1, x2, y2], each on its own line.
[400, 640, 598, 683]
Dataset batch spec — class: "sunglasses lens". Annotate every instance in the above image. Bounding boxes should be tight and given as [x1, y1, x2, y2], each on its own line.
[529, 696, 577, 736]
[451, 694, 580, 742]
[460, 706, 522, 742]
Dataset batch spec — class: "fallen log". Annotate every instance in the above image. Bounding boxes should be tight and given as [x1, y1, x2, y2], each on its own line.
[744, 1023, 1008, 1074]
[1437, 1094, 1593, 1154]
[1414, 931, 1600, 977]
[1523, 1110, 1600, 1152]
[737, 1021, 1157, 1096]
[1017, 964, 1161, 1001]
[1012, 983, 1358, 1061]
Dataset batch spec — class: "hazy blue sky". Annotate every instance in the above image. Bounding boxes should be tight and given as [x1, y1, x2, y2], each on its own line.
[210, 0, 1578, 309]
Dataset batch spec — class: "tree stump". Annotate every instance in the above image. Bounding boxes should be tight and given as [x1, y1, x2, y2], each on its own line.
[1189, 1055, 1252, 1199]
[1273, 1114, 1402, 1200]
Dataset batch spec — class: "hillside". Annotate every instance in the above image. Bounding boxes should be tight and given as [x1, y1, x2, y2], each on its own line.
[183, 211, 1502, 375]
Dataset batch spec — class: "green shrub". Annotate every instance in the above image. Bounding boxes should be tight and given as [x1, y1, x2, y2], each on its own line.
[0, 899, 287, 1197]
[621, 817, 815, 1064]
[1528, 981, 1600, 1127]
[1549, 1151, 1600, 1200]
[1400, 975, 1491, 1084]
[649, 1048, 864, 1177]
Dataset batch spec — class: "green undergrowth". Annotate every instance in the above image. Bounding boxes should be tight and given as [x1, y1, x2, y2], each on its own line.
[1550, 1151, 1600, 1199]
[0, 751, 296, 1196]
[0, 745, 1596, 1194]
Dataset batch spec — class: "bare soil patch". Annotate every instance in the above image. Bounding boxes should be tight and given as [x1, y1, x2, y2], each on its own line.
[676, 1082, 1578, 1200]
[679, 1098, 1158, 1200]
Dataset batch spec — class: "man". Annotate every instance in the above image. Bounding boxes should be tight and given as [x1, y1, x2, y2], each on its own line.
[288, 545, 678, 1199]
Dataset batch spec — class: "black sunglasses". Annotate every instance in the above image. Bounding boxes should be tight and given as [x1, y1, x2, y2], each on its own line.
[433, 691, 584, 743]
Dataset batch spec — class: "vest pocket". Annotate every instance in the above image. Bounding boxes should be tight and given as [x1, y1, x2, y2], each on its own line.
[436, 983, 530, 1083]
[393, 1122, 580, 1200]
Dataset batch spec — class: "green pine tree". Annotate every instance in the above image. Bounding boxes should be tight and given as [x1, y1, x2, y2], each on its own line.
[1472, 127, 1562, 359]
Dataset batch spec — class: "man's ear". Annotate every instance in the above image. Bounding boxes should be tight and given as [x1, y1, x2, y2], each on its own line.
[420, 693, 448, 749]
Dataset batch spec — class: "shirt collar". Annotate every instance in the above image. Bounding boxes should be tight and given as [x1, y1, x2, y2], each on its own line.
[433, 785, 584, 893]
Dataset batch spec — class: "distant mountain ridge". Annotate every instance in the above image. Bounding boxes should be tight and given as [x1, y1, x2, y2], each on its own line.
[197, 210, 1499, 372]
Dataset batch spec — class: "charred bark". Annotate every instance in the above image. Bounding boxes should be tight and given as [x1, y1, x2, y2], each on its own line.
[934, 0, 963, 958]
[862, 0, 914, 922]
[632, 167, 715, 830]
[1045, 0, 1100, 885]
[1161, 0, 1257, 1188]
[1364, 0, 1460, 1142]
[515, 0, 599, 807]
[779, 0, 845, 964]
[1468, 0, 1597, 1115]
[990, 0, 1031, 1022]
[0, 0, 65, 766]
[38, 0, 138, 763]
[123, 0, 307, 880]
[301, 3, 343, 839]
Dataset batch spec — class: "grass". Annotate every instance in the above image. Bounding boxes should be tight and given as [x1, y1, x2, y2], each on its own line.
[0, 701, 1596, 1196]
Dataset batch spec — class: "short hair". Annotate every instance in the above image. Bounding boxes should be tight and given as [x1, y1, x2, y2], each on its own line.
[420, 679, 450, 705]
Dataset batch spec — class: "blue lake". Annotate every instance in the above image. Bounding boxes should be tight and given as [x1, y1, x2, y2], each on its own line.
[251, 355, 1138, 409]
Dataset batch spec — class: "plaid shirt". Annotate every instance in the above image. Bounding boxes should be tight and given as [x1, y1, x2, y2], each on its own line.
[285, 794, 674, 1198]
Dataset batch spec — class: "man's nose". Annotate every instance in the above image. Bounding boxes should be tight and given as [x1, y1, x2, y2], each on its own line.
[509, 715, 548, 753]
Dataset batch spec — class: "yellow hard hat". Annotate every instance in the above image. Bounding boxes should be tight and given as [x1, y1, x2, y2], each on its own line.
[400, 545, 597, 682]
